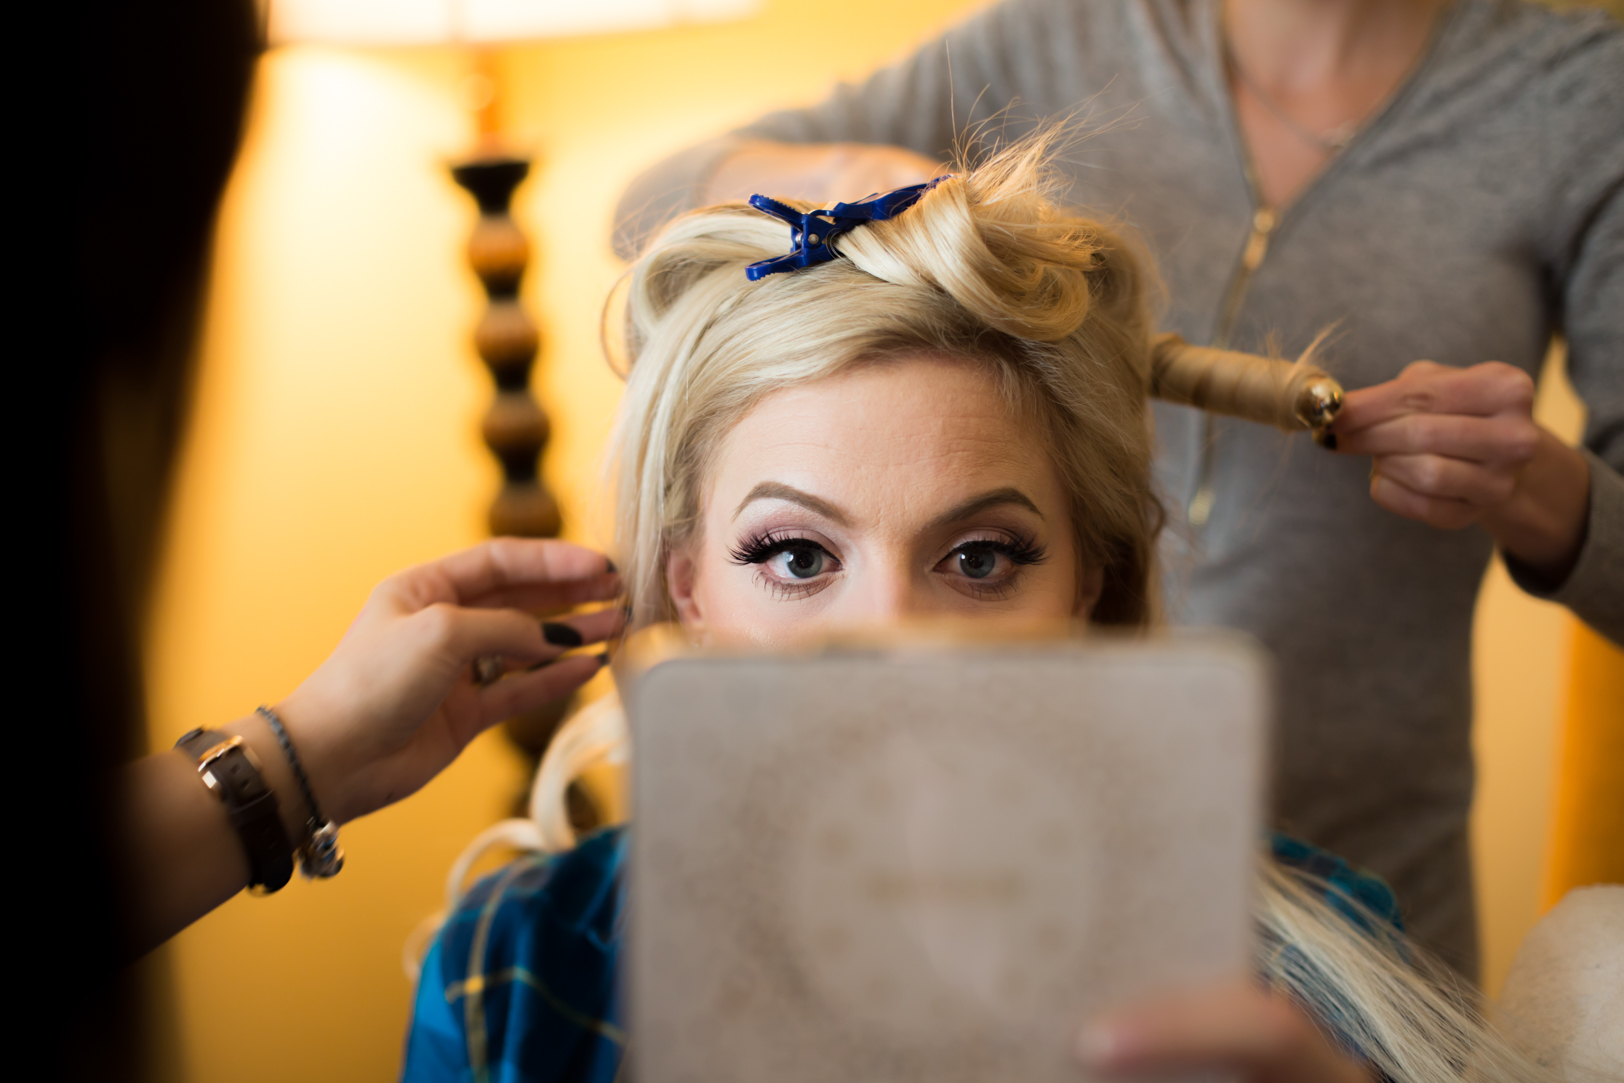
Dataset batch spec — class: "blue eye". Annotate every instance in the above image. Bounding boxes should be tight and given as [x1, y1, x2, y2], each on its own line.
[729, 532, 838, 587]
[957, 546, 999, 579]
[773, 546, 827, 579]
[937, 535, 1047, 592]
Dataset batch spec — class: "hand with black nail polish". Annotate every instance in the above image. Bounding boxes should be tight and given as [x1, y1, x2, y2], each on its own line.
[542, 622, 585, 648]
[269, 538, 622, 829]
[123, 537, 622, 950]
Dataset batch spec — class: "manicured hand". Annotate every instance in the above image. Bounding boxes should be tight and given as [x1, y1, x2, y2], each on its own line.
[272, 539, 621, 826]
[1076, 980, 1375, 1082]
[708, 141, 942, 207]
[1329, 360, 1590, 579]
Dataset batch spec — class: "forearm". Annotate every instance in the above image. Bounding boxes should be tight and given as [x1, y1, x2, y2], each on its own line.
[119, 711, 311, 954]
[706, 141, 839, 205]
[705, 141, 935, 206]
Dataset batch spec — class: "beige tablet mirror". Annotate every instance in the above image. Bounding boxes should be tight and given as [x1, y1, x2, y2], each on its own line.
[628, 631, 1268, 1083]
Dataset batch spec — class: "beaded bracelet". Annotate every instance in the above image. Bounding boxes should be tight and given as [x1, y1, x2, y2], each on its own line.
[257, 705, 345, 879]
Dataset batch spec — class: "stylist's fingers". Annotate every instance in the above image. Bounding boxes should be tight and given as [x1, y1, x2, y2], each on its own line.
[1332, 360, 1534, 436]
[545, 605, 624, 647]
[399, 538, 615, 610]
[1076, 981, 1373, 1082]
[466, 571, 621, 613]
[1368, 470, 1477, 529]
[415, 604, 550, 669]
[478, 604, 624, 678]
[478, 654, 605, 723]
[1370, 453, 1517, 506]
[1332, 412, 1539, 465]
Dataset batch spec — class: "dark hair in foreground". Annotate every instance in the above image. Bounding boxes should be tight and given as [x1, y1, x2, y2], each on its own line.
[35, 2, 258, 1079]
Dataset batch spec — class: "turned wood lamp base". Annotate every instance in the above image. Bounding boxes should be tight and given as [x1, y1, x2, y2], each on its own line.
[450, 155, 562, 540]
[451, 155, 580, 789]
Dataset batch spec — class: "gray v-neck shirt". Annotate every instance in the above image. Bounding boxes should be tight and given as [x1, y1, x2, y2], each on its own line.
[614, 0, 1624, 976]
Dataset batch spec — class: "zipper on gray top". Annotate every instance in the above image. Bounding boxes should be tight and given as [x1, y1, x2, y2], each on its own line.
[1185, 0, 1458, 529]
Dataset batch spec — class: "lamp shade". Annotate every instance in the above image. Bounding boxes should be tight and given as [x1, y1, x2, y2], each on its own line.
[269, 0, 761, 45]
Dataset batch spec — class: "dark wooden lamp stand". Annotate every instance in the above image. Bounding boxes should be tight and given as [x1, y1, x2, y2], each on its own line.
[450, 156, 579, 793]
[450, 157, 561, 539]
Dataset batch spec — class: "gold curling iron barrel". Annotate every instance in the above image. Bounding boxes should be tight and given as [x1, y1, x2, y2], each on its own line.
[1149, 332, 1344, 435]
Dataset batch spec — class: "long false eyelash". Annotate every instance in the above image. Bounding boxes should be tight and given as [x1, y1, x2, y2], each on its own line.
[728, 530, 829, 567]
[953, 533, 1048, 566]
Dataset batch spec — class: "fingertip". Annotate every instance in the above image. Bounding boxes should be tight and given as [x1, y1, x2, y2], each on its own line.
[485, 654, 602, 716]
[541, 621, 585, 648]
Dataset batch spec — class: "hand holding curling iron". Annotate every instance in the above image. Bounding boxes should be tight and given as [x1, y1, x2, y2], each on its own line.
[1329, 360, 1591, 581]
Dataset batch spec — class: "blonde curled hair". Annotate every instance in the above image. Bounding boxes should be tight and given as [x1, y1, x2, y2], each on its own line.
[610, 136, 1161, 627]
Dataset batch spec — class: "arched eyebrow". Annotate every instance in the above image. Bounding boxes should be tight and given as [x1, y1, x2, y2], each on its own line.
[733, 482, 850, 524]
[926, 487, 1044, 531]
[732, 483, 1042, 528]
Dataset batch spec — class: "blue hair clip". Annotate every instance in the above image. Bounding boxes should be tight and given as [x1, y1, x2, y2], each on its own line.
[744, 176, 950, 281]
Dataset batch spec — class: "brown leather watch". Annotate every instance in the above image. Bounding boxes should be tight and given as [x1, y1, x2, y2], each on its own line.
[176, 728, 294, 894]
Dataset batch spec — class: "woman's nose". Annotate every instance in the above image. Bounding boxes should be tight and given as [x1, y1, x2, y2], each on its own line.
[848, 562, 931, 621]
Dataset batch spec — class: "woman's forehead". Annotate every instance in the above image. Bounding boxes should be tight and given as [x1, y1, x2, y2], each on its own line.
[708, 357, 1062, 525]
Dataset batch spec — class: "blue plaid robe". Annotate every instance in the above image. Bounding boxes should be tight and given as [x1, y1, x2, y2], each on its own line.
[401, 829, 1401, 1083]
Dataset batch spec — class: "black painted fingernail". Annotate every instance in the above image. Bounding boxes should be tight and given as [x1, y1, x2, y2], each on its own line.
[604, 558, 618, 574]
[542, 622, 584, 648]
[1315, 430, 1338, 451]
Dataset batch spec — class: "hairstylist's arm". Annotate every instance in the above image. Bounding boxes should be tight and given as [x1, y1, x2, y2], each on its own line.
[706, 141, 940, 206]
[1076, 981, 1374, 1083]
[1328, 361, 1591, 582]
[121, 539, 620, 954]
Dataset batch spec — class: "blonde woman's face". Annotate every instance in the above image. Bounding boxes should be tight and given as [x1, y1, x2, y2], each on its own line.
[667, 355, 1099, 646]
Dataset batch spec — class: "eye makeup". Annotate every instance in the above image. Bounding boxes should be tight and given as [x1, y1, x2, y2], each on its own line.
[935, 530, 1047, 600]
[730, 529, 843, 599]
[729, 524, 1049, 603]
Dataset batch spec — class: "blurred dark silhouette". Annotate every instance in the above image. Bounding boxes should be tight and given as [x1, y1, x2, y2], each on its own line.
[37, 1, 258, 1078]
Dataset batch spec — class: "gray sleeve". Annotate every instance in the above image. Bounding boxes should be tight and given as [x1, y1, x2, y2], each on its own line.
[611, 0, 1068, 258]
[1506, 141, 1624, 644]
[1506, 450, 1624, 644]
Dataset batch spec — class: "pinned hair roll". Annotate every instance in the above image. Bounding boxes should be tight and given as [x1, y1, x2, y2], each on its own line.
[1151, 332, 1343, 433]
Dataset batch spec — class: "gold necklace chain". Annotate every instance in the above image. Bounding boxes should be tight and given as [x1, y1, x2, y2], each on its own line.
[1223, 37, 1360, 153]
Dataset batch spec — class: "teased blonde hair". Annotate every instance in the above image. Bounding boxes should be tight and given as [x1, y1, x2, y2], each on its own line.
[609, 136, 1160, 626]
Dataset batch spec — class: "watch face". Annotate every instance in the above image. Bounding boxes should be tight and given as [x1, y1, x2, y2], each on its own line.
[631, 635, 1263, 1083]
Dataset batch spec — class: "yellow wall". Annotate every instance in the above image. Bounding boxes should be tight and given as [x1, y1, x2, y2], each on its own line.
[1541, 620, 1624, 909]
[148, 1, 1610, 1077]
[1468, 345, 1589, 998]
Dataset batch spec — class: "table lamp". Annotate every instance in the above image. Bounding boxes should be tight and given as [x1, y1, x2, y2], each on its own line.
[266, 0, 760, 790]
[267, 0, 758, 538]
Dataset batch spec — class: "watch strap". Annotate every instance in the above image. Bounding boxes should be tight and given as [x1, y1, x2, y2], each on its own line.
[176, 728, 295, 894]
